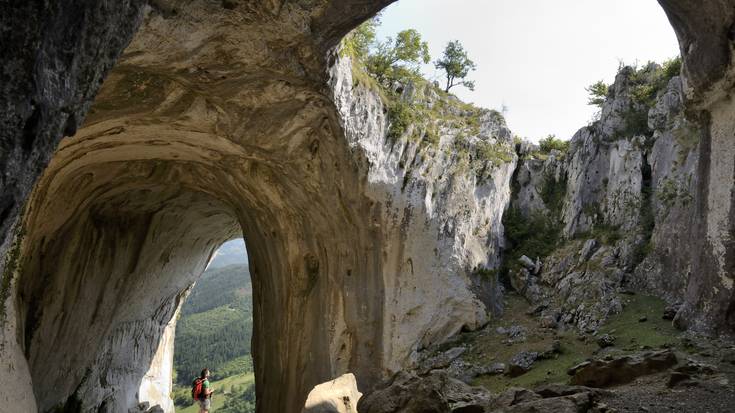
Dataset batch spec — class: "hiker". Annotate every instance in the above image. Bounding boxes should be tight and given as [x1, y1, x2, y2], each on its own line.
[192, 368, 214, 413]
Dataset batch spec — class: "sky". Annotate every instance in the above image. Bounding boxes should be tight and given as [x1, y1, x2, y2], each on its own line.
[375, 0, 680, 142]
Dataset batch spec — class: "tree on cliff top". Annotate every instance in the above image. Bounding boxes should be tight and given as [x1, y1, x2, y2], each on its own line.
[342, 16, 380, 59]
[366, 28, 430, 84]
[435, 40, 476, 92]
[586, 80, 609, 107]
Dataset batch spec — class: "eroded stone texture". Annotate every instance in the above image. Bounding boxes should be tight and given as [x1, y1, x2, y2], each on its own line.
[332, 57, 516, 370]
[302, 373, 362, 413]
[507, 68, 702, 331]
[658, 0, 735, 333]
[3, 1, 395, 412]
[7, 0, 512, 411]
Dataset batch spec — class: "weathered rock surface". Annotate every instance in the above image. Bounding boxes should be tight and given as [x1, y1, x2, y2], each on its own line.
[360, 375, 613, 413]
[2, 1, 397, 412]
[357, 371, 494, 413]
[3, 0, 514, 410]
[568, 350, 678, 387]
[302, 373, 362, 413]
[657, 0, 735, 334]
[332, 56, 516, 369]
[506, 67, 702, 333]
[507, 351, 539, 377]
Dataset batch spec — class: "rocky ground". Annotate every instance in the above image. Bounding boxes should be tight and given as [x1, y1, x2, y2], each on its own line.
[358, 292, 735, 412]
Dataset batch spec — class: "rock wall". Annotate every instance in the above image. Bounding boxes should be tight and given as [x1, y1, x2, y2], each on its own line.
[4, 0, 514, 411]
[0, 1, 149, 411]
[331, 57, 515, 369]
[658, 0, 735, 333]
[505, 65, 702, 332]
[1, 1, 395, 412]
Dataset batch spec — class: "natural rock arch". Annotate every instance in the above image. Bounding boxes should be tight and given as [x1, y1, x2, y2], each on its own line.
[13, 2, 393, 412]
[1, 0, 734, 412]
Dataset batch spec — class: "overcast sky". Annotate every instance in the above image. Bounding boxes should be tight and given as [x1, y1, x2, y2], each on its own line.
[375, 0, 680, 142]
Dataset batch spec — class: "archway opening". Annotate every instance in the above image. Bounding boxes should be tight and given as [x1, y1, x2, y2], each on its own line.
[171, 238, 256, 413]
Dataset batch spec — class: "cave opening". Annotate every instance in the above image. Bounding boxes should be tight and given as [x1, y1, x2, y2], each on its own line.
[171, 238, 255, 413]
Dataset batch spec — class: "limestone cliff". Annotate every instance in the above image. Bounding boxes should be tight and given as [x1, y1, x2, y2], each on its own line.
[504, 63, 702, 332]
[332, 57, 515, 369]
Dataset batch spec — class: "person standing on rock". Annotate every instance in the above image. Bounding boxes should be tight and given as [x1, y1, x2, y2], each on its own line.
[192, 368, 214, 412]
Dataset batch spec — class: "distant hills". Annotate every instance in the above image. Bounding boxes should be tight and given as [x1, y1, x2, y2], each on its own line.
[208, 238, 248, 269]
[174, 239, 252, 384]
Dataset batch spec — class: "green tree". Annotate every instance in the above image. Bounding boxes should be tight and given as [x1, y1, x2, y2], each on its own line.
[341, 16, 380, 59]
[434, 40, 476, 92]
[366, 29, 430, 83]
[586, 80, 608, 107]
[538, 134, 569, 154]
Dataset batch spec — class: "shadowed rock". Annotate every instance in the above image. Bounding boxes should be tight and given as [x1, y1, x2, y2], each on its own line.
[568, 349, 678, 387]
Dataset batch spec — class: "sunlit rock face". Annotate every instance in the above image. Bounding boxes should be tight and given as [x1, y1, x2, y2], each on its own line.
[331, 57, 516, 371]
[508, 69, 702, 332]
[13, 2, 512, 410]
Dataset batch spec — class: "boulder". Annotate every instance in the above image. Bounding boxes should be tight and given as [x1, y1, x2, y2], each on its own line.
[497, 392, 593, 413]
[596, 334, 616, 348]
[519, 255, 536, 270]
[302, 373, 362, 413]
[358, 371, 493, 413]
[578, 239, 598, 263]
[491, 385, 612, 413]
[508, 351, 539, 377]
[418, 347, 467, 373]
[568, 349, 678, 387]
[662, 304, 680, 320]
[494, 387, 542, 407]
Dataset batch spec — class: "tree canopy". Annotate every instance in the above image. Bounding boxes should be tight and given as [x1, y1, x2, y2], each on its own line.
[341, 17, 379, 59]
[434, 40, 476, 92]
[366, 28, 430, 83]
[586, 80, 608, 107]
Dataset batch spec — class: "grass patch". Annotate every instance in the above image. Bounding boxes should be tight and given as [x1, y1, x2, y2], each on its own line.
[598, 294, 679, 351]
[464, 294, 681, 394]
[463, 294, 596, 392]
[174, 372, 255, 413]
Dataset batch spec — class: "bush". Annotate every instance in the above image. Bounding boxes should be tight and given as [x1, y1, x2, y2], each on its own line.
[387, 100, 414, 142]
[538, 135, 569, 154]
[586, 80, 609, 107]
[366, 29, 430, 84]
[341, 17, 379, 60]
[540, 172, 568, 212]
[501, 208, 563, 281]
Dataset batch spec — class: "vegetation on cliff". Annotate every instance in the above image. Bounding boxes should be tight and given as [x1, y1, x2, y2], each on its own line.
[342, 19, 513, 168]
[587, 57, 682, 139]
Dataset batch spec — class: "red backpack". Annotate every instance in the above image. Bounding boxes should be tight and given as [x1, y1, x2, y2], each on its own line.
[191, 377, 205, 400]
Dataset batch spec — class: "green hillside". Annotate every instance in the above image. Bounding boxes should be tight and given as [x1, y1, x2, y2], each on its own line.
[173, 259, 255, 412]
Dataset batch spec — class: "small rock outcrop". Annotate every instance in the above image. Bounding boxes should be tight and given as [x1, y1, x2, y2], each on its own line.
[568, 350, 678, 387]
[357, 371, 494, 413]
[302, 373, 362, 413]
